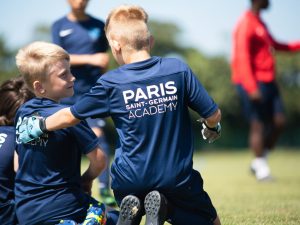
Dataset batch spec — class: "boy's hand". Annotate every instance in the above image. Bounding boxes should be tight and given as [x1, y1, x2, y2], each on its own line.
[197, 118, 221, 143]
[17, 116, 47, 143]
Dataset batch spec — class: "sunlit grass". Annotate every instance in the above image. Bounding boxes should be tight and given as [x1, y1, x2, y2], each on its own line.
[82, 148, 300, 225]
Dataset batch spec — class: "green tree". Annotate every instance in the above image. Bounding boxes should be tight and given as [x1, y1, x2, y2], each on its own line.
[276, 52, 300, 121]
[31, 24, 51, 43]
[149, 20, 185, 56]
[0, 35, 18, 83]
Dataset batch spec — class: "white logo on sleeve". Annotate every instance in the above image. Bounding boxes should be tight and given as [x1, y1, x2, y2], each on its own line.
[0, 133, 8, 149]
[59, 29, 73, 37]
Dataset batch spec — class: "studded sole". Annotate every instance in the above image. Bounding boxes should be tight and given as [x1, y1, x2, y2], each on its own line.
[144, 191, 167, 225]
[116, 195, 142, 225]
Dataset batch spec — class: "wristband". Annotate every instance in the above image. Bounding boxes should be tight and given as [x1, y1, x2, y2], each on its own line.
[39, 117, 48, 132]
[204, 121, 221, 134]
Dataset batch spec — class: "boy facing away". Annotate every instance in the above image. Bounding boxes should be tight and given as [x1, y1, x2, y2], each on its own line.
[14, 41, 118, 225]
[18, 5, 222, 225]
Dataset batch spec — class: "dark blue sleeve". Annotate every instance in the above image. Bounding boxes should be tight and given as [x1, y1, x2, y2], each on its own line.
[70, 81, 110, 120]
[185, 67, 218, 118]
[71, 120, 99, 154]
[51, 22, 62, 46]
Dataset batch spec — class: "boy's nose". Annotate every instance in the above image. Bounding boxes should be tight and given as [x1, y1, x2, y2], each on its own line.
[70, 74, 76, 82]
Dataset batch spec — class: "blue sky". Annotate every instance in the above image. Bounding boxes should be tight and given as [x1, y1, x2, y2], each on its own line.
[1, 0, 300, 56]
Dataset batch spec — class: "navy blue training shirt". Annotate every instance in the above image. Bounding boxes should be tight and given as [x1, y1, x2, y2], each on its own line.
[52, 15, 108, 105]
[15, 98, 99, 225]
[0, 126, 17, 225]
[71, 56, 218, 193]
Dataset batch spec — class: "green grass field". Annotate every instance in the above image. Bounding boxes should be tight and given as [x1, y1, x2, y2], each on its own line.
[84, 148, 300, 225]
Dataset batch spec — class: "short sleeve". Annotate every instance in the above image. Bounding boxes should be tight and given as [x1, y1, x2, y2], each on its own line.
[51, 22, 62, 46]
[71, 81, 110, 119]
[185, 67, 218, 118]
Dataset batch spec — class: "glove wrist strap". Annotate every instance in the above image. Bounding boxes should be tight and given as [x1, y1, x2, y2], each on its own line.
[204, 121, 221, 133]
[39, 118, 48, 132]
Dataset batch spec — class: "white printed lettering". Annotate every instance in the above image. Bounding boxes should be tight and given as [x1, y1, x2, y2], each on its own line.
[135, 88, 148, 102]
[123, 90, 135, 104]
[0, 133, 8, 148]
[165, 81, 177, 95]
[122, 81, 177, 103]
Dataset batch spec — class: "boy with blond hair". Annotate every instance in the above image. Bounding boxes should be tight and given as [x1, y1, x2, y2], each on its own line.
[14, 41, 114, 225]
[18, 5, 222, 225]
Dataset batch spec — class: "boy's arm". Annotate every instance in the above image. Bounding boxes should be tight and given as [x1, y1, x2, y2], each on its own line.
[204, 108, 221, 128]
[14, 151, 19, 172]
[17, 82, 110, 143]
[45, 107, 80, 131]
[17, 107, 81, 143]
[81, 147, 107, 195]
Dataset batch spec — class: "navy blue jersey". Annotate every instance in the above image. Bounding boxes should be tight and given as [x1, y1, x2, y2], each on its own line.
[71, 56, 218, 194]
[52, 15, 108, 105]
[15, 98, 99, 225]
[0, 126, 17, 225]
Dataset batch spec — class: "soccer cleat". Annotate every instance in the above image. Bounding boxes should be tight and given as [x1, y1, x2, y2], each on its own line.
[100, 188, 117, 207]
[116, 195, 142, 225]
[144, 191, 168, 225]
[82, 202, 106, 225]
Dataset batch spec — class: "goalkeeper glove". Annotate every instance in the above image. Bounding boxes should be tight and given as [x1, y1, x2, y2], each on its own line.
[17, 116, 47, 143]
[197, 118, 221, 143]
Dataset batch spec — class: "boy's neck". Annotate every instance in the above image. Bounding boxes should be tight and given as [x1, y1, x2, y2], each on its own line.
[68, 11, 89, 22]
[35, 93, 60, 103]
[126, 50, 151, 64]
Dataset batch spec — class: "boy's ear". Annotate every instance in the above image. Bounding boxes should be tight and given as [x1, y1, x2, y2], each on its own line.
[150, 35, 155, 49]
[33, 80, 45, 94]
[110, 40, 121, 52]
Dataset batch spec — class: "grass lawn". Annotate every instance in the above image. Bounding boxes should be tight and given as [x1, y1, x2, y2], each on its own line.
[83, 148, 300, 225]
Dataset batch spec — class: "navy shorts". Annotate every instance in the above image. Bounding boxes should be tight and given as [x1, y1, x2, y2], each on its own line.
[0, 200, 17, 225]
[236, 82, 284, 122]
[114, 170, 217, 225]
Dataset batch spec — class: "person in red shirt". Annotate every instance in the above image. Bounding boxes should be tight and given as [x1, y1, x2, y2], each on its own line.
[231, 0, 300, 181]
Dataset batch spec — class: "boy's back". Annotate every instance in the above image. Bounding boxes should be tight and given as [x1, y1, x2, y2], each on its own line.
[72, 56, 218, 193]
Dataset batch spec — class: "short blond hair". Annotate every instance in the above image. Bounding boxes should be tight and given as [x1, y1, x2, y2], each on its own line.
[105, 5, 150, 51]
[15, 41, 69, 92]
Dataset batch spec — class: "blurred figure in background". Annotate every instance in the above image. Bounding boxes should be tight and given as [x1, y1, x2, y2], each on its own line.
[231, 0, 300, 181]
[0, 76, 34, 225]
[51, 0, 116, 205]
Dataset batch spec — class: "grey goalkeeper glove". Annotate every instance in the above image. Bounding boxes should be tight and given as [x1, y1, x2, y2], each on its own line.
[17, 116, 47, 143]
[197, 118, 221, 143]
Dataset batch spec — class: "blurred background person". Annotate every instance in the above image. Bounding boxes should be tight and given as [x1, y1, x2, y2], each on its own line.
[0, 76, 34, 225]
[231, 0, 300, 181]
[51, 0, 116, 206]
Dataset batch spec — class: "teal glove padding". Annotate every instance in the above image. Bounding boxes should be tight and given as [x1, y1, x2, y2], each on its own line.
[197, 118, 221, 143]
[17, 116, 46, 143]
